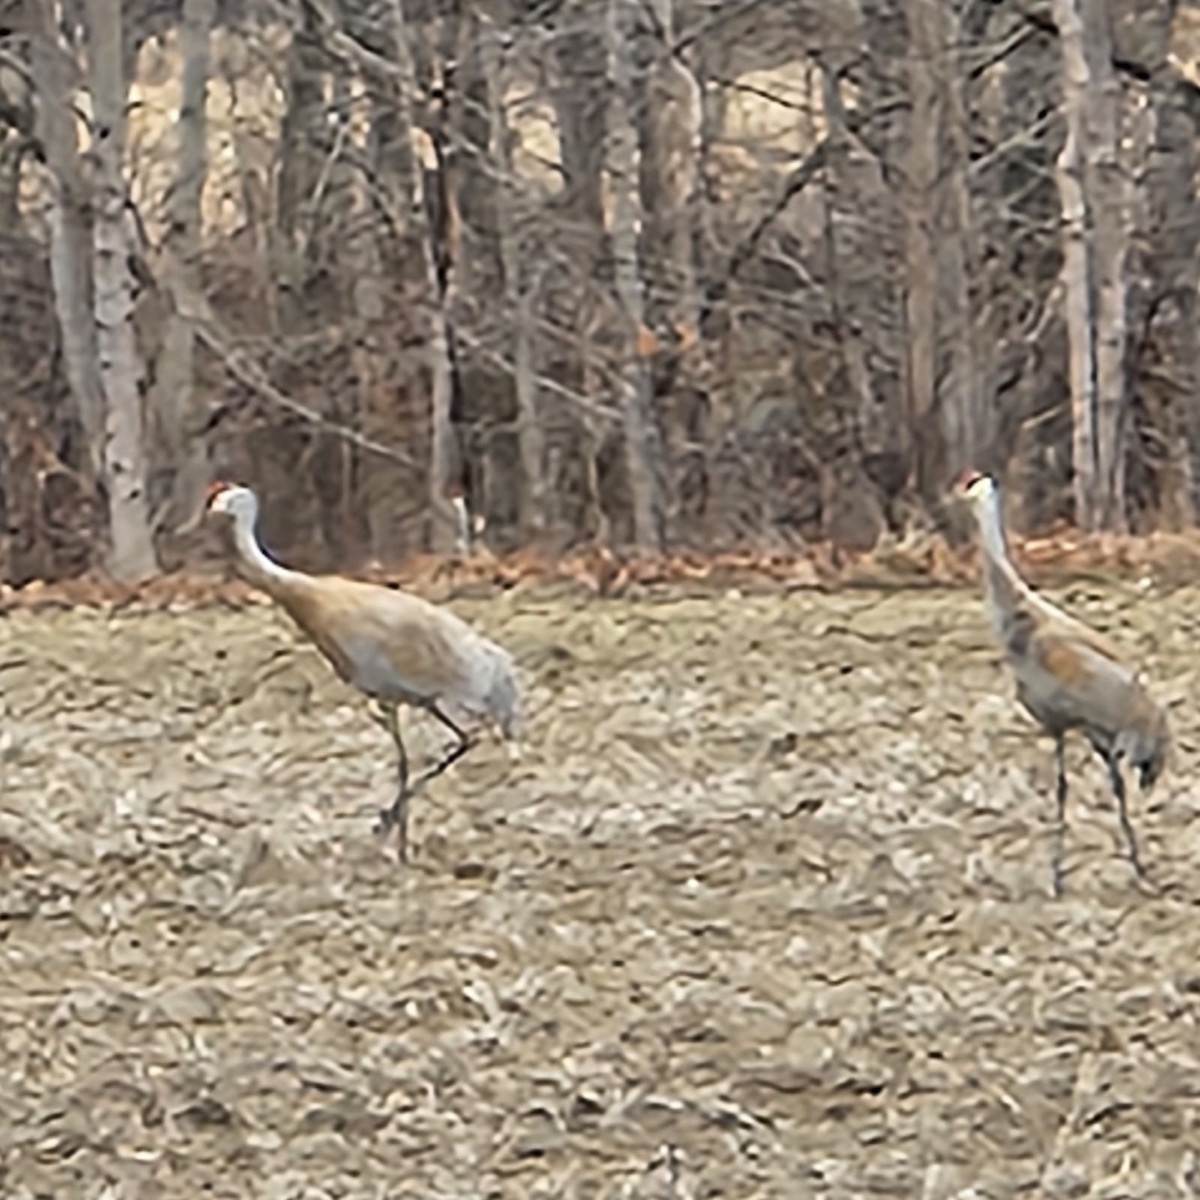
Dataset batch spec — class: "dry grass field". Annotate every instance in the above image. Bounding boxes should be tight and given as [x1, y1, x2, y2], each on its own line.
[3, 581, 1200, 1198]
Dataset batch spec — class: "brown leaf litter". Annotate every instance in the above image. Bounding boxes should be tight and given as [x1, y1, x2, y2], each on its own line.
[2, 582, 1200, 1196]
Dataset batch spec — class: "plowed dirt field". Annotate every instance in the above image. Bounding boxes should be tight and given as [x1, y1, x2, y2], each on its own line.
[3, 582, 1200, 1198]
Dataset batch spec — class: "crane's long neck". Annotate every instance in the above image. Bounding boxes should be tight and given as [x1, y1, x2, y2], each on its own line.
[232, 508, 304, 594]
[975, 488, 1038, 633]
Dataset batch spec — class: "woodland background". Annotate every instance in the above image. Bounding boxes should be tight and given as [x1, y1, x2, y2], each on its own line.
[1, 0, 1199, 585]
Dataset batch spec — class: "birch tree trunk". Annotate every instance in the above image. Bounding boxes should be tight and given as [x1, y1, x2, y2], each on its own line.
[28, 0, 104, 482]
[387, 0, 459, 553]
[86, 0, 157, 580]
[1053, 0, 1101, 529]
[152, 0, 215, 530]
[606, 0, 665, 551]
[1080, 0, 1128, 530]
[1053, 0, 1128, 530]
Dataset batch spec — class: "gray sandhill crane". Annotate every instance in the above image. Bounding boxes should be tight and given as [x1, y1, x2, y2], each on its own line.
[205, 482, 521, 860]
[952, 470, 1169, 895]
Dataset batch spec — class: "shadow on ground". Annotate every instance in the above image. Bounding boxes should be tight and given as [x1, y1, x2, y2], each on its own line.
[2, 580, 1200, 1198]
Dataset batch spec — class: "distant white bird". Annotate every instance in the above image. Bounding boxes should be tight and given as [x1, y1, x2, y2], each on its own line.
[206, 482, 521, 859]
[953, 470, 1169, 895]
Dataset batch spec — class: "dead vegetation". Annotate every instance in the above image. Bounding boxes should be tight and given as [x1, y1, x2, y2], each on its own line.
[2, 581, 1200, 1196]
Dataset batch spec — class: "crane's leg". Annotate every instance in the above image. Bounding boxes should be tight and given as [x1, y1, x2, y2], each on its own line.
[375, 701, 412, 860]
[414, 704, 476, 788]
[1051, 735, 1068, 898]
[1105, 751, 1146, 882]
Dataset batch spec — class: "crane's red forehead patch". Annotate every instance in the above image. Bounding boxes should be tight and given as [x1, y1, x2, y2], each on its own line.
[205, 480, 236, 508]
[953, 468, 986, 491]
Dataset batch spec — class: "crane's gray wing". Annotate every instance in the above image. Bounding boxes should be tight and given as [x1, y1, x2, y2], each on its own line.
[1018, 628, 1141, 739]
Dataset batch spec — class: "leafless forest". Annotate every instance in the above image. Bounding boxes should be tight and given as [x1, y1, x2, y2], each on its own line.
[1, 0, 1200, 583]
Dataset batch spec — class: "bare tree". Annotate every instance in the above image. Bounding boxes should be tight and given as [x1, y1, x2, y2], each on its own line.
[1081, 0, 1129, 531]
[86, 0, 157, 580]
[1135, 6, 1200, 526]
[151, 0, 215, 531]
[1053, 0, 1128, 530]
[1054, 0, 1101, 529]
[606, 0, 665, 550]
[939, 2, 989, 476]
[903, 0, 940, 498]
[637, 0, 708, 537]
[815, 61, 888, 551]
[481, 21, 545, 540]
[386, 0, 459, 553]
[274, 4, 325, 329]
[27, 0, 103, 480]
[546, 19, 611, 543]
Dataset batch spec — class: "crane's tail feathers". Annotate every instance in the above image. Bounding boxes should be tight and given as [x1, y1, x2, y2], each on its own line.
[1117, 721, 1170, 793]
[485, 663, 522, 741]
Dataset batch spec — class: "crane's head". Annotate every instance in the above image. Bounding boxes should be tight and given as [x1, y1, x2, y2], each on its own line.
[205, 481, 258, 523]
[951, 469, 996, 505]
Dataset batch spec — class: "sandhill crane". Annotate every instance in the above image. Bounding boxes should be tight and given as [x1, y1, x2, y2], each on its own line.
[952, 470, 1169, 895]
[204, 482, 521, 860]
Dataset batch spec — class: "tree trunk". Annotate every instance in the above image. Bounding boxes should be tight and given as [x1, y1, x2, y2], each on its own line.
[818, 63, 880, 439]
[939, 2, 989, 475]
[86, 0, 158, 581]
[904, 0, 941, 498]
[1053, 0, 1102, 530]
[1142, 55, 1199, 525]
[349, 7, 425, 562]
[606, 0, 664, 551]
[816, 64, 886, 552]
[151, 0, 215, 531]
[552, 26, 608, 276]
[387, 0, 458, 553]
[1080, 0, 1128, 530]
[1053, 0, 1128, 531]
[274, 8, 326, 331]
[28, 0, 104, 483]
[548, 22, 609, 542]
[637, 0, 709, 540]
[481, 23, 545, 540]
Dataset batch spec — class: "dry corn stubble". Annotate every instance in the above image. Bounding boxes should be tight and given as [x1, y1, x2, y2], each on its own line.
[1, 582, 1200, 1198]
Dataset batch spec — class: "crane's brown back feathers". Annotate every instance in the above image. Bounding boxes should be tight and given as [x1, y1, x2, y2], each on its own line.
[268, 573, 520, 736]
[1010, 602, 1169, 790]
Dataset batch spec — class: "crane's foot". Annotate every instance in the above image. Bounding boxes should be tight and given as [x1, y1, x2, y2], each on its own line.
[1125, 844, 1147, 880]
[1107, 753, 1149, 886]
[1050, 822, 1068, 898]
[1116, 806, 1147, 882]
[374, 792, 410, 862]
